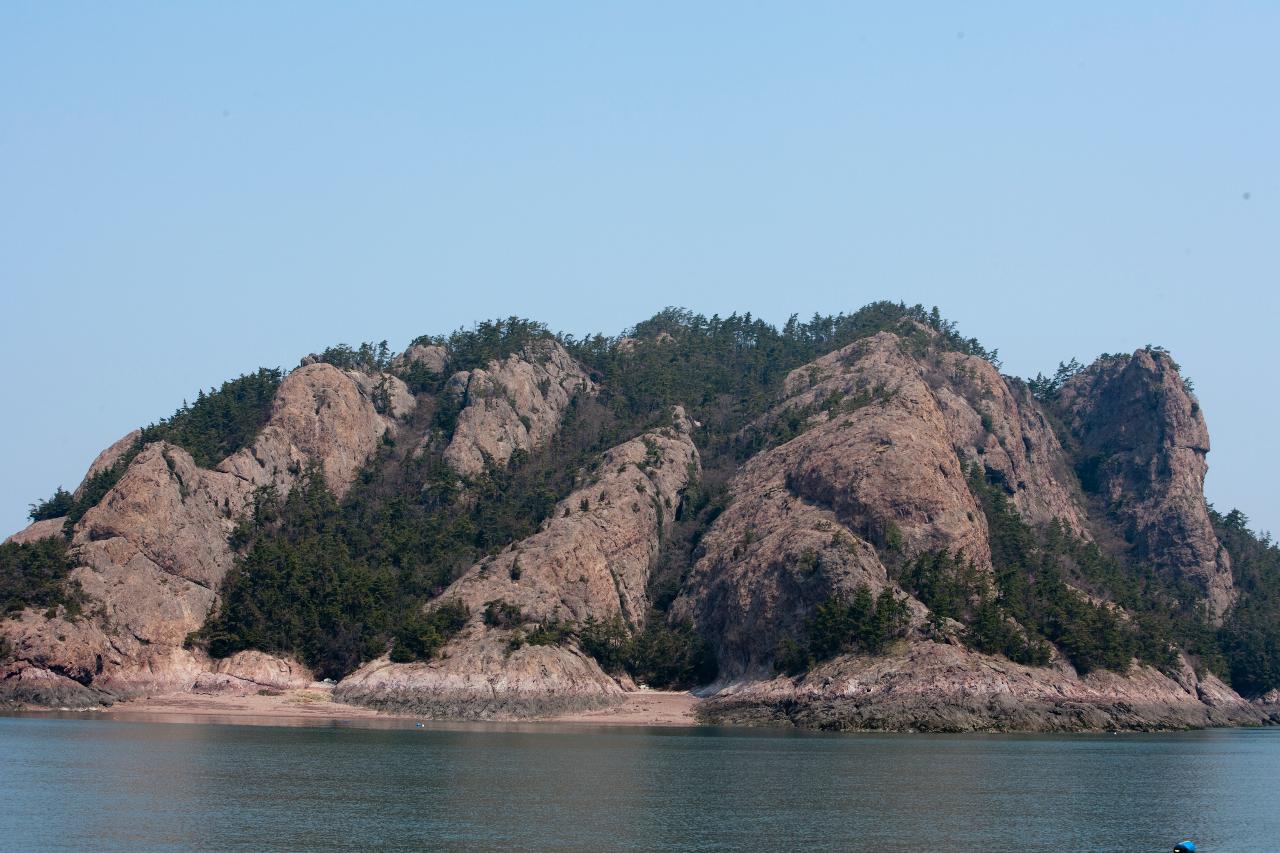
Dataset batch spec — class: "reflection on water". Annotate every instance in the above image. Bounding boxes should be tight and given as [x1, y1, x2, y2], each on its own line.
[1, 715, 1276, 851]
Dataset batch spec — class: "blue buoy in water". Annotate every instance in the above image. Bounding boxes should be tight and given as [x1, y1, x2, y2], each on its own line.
[1173, 841, 1195, 853]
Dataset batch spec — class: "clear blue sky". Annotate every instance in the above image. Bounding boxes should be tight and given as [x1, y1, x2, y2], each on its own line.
[2, 3, 1276, 536]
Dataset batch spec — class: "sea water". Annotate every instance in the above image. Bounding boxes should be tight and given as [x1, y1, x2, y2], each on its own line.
[1, 715, 1276, 851]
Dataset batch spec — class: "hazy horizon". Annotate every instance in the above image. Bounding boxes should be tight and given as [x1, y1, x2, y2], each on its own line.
[3, 3, 1276, 535]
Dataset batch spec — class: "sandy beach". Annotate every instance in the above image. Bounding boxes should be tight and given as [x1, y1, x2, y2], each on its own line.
[15, 685, 704, 730]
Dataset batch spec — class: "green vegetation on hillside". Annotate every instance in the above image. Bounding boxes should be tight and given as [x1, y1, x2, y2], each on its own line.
[27, 302, 1280, 697]
[1215, 509, 1280, 697]
[895, 550, 1052, 666]
[27, 488, 73, 523]
[774, 585, 911, 674]
[420, 317, 555, 373]
[967, 467, 1164, 674]
[198, 303, 972, 681]
[1, 537, 82, 618]
[566, 303, 996, 439]
[577, 615, 718, 689]
[197, 391, 623, 679]
[140, 367, 284, 469]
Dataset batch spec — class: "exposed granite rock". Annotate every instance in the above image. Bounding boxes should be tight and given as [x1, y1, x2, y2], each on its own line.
[74, 428, 142, 498]
[2, 364, 404, 705]
[76, 443, 246, 592]
[346, 370, 417, 420]
[699, 642, 1271, 732]
[776, 334, 991, 562]
[674, 332, 1012, 677]
[1056, 348, 1233, 617]
[4, 517, 66, 545]
[217, 362, 403, 498]
[669, 448, 904, 680]
[336, 410, 699, 717]
[334, 641, 623, 719]
[932, 352, 1088, 534]
[193, 651, 313, 695]
[2, 326, 1264, 731]
[392, 343, 449, 376]
[442, 340, 595, 476]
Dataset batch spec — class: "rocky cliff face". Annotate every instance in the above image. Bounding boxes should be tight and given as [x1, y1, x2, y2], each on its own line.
[1, 363, 407, 706]
[442, 340, 595, 476]
[74, 428, 141, 498]
[2, 317, 1264, 731]
[666, 330, 1265, 730]
[391, 343, 449, 376]
[335, 409, 699, 717]
[1055, 349, 1234, 618]
[673, 330, 1083, 679]
[217, 363, 410, 498]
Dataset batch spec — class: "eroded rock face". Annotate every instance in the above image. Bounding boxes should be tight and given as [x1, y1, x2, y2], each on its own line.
[334, 639, 623, 719]
[74, 428, 142, 497]
[442, 340, 595, 476]
[669, 445, 902, 680]
[675, 331, 1086, 677]
[391, 343, 449, 376]
[192, 651, 313, 695]
[1056, 349, 1233, 617]
[4, 518, 66, 545]
[2, 364, 405, 705]
[699, 642, 1272, 732]
[336, 410, 699, 717]
[2, 325, 1260, 731]
[217, 363, 407, 498]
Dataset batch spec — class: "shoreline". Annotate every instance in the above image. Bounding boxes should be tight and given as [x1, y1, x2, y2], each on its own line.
[4, 684, 704, 731]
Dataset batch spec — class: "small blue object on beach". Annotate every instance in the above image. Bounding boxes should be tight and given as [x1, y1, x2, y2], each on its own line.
[415, 722, 425, 728]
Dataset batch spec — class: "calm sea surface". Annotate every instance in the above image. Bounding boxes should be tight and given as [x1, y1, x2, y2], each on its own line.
[0, 715, 1276, 852]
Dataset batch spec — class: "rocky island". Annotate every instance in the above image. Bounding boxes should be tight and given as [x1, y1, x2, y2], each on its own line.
[4, 304, 1279, 731]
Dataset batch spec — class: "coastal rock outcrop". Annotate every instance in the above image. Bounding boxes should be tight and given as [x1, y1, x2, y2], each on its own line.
[3, 313, 1268, 732]
[1055, 349, 1234, 618]
[674, 330, 1083, 678]
[336, 409, 699, 717]
[698, 642, 1271, 732]
[192, 651, 314, 694]
[1, 363, 406, 705]
[442, 340, 595, 476]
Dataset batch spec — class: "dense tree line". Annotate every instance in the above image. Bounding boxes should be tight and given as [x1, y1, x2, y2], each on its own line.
[564, 302, 996, 439]
[413, 317, 554, 374]
[576, 615, 717, 689]
[1214, 509, 1280, 696]
[965, 467, 1154, 674]
[774, 585, 911, 674]
[0, 537, 82, 618]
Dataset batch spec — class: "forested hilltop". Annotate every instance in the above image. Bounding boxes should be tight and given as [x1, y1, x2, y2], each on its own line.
[4, 302, 1278, 729]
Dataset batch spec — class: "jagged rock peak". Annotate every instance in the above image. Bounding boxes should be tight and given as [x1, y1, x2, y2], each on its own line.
[675, 329, 1090, 678]
[1055, 347, 1233, 618]
[442, 339, 596, 476]
[217, 362, 409, 499]
[74, 428, 142, 499]
[390, 343, 449, 375]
